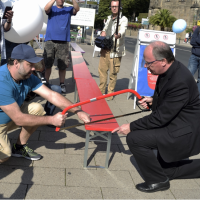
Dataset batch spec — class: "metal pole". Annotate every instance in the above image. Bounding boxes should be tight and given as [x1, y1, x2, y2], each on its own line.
[82, 0, 87, 43]
[114, 0, 121, 52]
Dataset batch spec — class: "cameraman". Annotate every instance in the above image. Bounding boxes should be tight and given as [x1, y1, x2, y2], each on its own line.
[98, 0, 128, 100]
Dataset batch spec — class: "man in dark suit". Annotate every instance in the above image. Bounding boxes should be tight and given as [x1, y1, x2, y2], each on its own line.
[112, 41, 200, 193]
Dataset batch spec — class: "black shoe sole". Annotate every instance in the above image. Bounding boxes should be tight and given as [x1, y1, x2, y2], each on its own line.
[136, 185, 170, 193]
[11, 154, 41, 161]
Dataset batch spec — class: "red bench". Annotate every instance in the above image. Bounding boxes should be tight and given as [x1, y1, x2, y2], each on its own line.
[71, 54, 119, 168]
[70, 42, 85, 54]
[71, 51, 93, 81]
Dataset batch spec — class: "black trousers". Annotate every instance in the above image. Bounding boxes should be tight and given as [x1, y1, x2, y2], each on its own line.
[126, 129, 200, 184]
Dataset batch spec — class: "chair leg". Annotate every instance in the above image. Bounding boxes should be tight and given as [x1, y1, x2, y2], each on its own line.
[105, 132, 112, 168]
[74, 83, 77, 103]
[83, 130, 90, 168]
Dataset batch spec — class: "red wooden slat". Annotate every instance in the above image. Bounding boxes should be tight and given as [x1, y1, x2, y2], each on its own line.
[71, 51, 93, 79]
[75, 79, 119, 132]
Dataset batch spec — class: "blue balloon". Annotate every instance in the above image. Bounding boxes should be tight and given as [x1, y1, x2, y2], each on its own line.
[172, 19, 187, 33]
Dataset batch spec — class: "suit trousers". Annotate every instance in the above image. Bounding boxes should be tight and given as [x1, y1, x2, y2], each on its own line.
[98, 49, 121, 94]
[126, 129, 200, 184]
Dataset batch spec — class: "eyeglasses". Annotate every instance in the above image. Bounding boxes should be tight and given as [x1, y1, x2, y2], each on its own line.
[111, 6, 119, 8]
[144, 60, 161, 67]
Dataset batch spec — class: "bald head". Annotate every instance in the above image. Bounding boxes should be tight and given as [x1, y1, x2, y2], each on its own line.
[143, 41, 175, 75]
[145, 41, 175, 64]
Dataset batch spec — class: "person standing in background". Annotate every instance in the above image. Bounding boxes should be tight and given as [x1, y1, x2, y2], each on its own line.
[0, 1, 13, 66]
[43, 0, 79, 93]
[187, 26, 200, 96]
[98, 0, 128, 100]
[183, 32, 189, 43]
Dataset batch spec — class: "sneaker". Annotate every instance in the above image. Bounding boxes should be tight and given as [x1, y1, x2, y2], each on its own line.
[12, 144, 42, 161]
[60, 83, 66, 93]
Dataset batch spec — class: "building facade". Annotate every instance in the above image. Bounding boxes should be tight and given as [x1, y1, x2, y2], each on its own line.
[148, 0, 200, 28]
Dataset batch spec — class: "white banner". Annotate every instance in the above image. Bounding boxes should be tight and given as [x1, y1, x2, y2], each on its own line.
[138, 29, 176, 45]
[71, 7, 95, 27]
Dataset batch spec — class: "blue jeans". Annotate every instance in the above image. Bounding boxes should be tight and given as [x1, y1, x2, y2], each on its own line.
[188, 54, 200, 96]
[44, 84, 62, 116]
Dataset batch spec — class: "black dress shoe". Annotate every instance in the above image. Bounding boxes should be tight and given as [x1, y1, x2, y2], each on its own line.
[136, 178, 170, 193]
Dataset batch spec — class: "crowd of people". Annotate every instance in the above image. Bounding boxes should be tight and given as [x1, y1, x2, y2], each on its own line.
[1, 0, 200, 194]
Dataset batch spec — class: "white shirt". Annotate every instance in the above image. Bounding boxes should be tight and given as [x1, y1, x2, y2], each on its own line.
[103, 13, 128, 58]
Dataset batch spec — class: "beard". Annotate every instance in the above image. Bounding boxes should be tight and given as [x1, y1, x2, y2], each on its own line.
[18, 63, 32, 80]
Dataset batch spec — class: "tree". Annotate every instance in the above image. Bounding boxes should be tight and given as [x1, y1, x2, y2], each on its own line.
[149, 9, 177, 31]
[95, 0, 150, 27]
[65, 0, 72, 5]
[95, 0, 111, 29]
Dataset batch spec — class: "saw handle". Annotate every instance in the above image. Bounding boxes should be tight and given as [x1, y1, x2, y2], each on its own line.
[137, 96, 152, 111]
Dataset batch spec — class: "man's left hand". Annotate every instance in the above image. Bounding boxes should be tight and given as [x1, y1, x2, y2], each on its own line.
[114, 33, 121, 39]
[5, 10, 14, 22]
[112, 123, 130, 135]
[77, 111, 90, 123]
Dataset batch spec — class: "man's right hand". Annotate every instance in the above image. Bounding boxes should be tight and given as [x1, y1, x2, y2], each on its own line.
[101, 31, 106, 37]
[138, 97, 153, 109]
[51, 112, 68, 127]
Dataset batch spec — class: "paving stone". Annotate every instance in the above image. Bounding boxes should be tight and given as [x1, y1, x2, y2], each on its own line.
[1, 156, 33, 167]
[129, 169, 145, 185]
[189, 154, 200, 159]
[38, 130, 71, 142]
[101, 187, 175, 199]
[64, 131, 87, 143]
[26, 185, 103, 199]
[65, 168, 134, 188]
[170, 189, 200, 199]
[8, 129, 40, 141]
[0, 183, 27, 199]
[111, 134, 127, 145]
[0, 165, 65, 186]
[0, 165, 34, 185]
[31, 167, 65, 186]
[195, 178, 200, 186]
[92, 133, 126, 145]
[23, 140, 65, 154]
[94, 152, 138, 171]
[115, 117, 129, 126]
[170, 179, 200, 189]
[65, 143, 120, 155]
[118, 144, 132, 155]
[119, 105, 140, 114]
[125, 114, 144, 123]
[33, 153, 95, 169]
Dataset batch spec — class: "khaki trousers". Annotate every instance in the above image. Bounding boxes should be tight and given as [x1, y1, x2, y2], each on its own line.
[0, 102, 46, 160]
[98, 49, 122, 94]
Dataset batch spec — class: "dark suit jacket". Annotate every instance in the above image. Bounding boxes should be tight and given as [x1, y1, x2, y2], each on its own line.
[130, 60, 200, 162]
